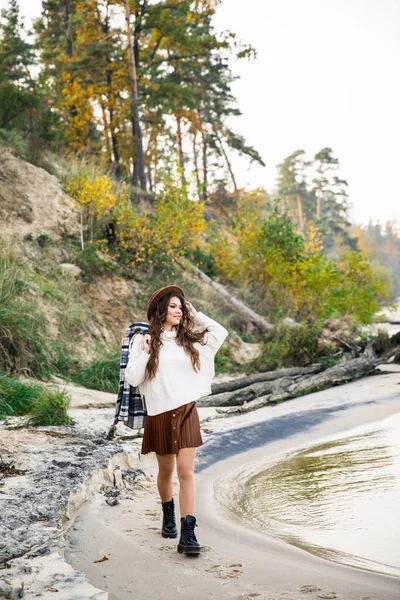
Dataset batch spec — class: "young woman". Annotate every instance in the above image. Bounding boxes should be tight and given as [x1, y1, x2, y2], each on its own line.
[124, 285, 228, 555]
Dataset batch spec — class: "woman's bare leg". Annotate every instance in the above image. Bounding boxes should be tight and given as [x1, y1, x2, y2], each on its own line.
[176, 447, 196, 517]
[156, 453, 175, 502]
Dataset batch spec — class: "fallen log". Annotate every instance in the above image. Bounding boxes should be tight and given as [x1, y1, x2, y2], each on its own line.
[216, 355, 380, 416]
[198, 376, 296, 407]
[211, 364, 322, 395]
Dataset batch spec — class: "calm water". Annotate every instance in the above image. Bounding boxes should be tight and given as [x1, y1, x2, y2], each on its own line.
[221, 412, 400, 577]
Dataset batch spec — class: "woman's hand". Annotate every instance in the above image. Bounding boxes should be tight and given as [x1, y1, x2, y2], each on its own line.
[143, 333, 151, 354]
[185, 300, 198, 319]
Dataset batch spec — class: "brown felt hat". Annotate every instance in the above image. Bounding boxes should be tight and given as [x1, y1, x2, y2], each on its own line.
[147, 285, 185, 320]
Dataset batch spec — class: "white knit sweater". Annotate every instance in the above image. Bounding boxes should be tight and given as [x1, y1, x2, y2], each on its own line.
[124, 312, 228, 416]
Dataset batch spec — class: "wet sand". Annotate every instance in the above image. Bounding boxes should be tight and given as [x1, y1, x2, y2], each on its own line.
[222, 412, 400, 577]
[66, 371, 400, 600]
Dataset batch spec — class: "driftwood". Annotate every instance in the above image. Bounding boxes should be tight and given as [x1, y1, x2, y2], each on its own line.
[210, 364, 322, 395]
[215, 355, 380, 416]
[178, 258, 273, 333]
[198, 366, 323, 408]
[198, 377, 296, 407]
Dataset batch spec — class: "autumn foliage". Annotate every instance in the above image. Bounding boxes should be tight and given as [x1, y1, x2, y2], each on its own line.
[0, 0, 394, 329]
[66, 169, 205, 273]
[212, 199, 385, 324]
[65, 168, 385, 325]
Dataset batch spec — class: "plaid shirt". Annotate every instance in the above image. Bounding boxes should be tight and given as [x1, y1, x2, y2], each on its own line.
[113, 321, 149, 430]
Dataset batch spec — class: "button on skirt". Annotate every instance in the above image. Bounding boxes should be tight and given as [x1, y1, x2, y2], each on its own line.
[141, 401, 203, 455]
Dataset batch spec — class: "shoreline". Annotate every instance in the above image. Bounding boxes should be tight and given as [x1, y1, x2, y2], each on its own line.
[210, 403, 400, 579]
[66, 373, 400, 600]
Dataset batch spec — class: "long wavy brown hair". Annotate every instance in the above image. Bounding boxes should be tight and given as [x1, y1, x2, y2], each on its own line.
[144, 292, 208, 381]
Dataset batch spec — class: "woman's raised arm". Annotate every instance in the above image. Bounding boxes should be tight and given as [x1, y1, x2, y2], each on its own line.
[125, 333, 150, 387]
[193, 311, 228, 354]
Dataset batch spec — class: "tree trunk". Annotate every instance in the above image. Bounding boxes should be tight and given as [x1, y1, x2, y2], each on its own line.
[147, 163, 153, 193]
[176, 115, 185, 185]
[153, 136, 158, 193]
[198, 376, 294, 407]
[109, 113, 122, 177]
[103, 4, 122, 178]
[213, 127, 238, 196]
[149, 133, 158, 194]
[63, 1, 79, 127]
[296, 191, 304, 232]
[80, 209, 85, 251]
[122, 0, 146, 190]
[210, 364, 322, 395]
[99, 100, 112, 164]
[131, 116, 138, 186]
[215, 355, 380, 416]
[316, 164, 323, 219]
[106, 74, 122, 177]
[178, 258, 273, 333]
[64, 0, 73, 58]
[192, 131, 202, 201]
[316, 193, 321, 220]
[200, 123, 208, 201]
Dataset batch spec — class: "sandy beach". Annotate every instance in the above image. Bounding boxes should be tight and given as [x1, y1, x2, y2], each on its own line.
[65, 369, 400, 600]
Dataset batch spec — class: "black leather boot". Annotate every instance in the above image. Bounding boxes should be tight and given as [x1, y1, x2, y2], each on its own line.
[161, 499, 178, 538]
[177, 515, 201, 555]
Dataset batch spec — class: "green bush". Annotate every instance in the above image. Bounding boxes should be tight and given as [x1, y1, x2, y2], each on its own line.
[356, 328, 397, 358]
[0, 82, 38, 131]
[213, 203, 385, 325]
[185, 246, 217, 277]
[70, 352, 120, 393]
[318, 355, 343, 370]
[29, 388, 72, 426]
[0, 374, 71, 426]
[250, 324, 322, 372]
[0, 375, 40, 418]
[0, 126, 28, 157]
[214, 345, 241, 375]
[0, 241, 48, 374]
[73, 243, 115, 281]
[0, 240, 93, 379]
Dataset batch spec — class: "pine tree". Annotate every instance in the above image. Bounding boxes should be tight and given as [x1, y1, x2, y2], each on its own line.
[276, 150, 310, 232]
[32, 0, 262, 192]
[0, 0, 34, 83]
[0, 0, 36, 129]
[122, 0, 146, 189]
[133, 0, 263, 195]
[312, 148, 356, 253]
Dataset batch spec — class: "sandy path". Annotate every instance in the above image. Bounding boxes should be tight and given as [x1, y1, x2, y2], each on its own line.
[66, 373, 400, 600]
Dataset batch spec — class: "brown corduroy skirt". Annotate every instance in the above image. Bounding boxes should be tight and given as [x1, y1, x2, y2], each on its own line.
[141, 401, 203, 455]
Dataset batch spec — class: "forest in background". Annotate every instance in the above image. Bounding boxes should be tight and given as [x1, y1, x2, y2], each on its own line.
[0, 0, 400, 392]
[0, 0, 400, 424]
[1, 0, 399, 300]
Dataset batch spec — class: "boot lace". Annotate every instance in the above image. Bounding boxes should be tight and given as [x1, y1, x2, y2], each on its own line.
[184, 520, 198, 543]
[163, 503, 176, 524]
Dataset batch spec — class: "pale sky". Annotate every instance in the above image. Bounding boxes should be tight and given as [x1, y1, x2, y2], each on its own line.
[3, 0, 400, 225]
